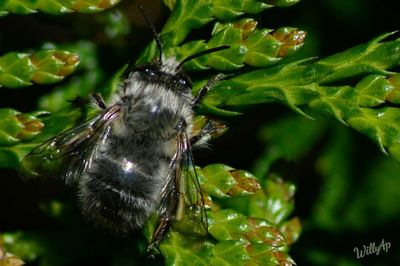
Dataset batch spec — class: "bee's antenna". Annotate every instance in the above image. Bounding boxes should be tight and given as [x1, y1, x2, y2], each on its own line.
[177, 45, 230, 69]
[138, 5, 163, 65]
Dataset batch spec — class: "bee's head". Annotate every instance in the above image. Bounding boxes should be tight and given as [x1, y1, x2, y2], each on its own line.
[137, 5, 229, 92]
[135, 59, 192, 93]
[138, 44, 229, 92]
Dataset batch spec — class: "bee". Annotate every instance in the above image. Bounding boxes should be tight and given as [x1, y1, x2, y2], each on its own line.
[19, 6, 228, 251]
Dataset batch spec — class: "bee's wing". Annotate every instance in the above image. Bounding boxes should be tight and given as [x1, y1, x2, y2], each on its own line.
[178, 133, 208, 229]
[149, 131, 207, 250]
[19, 105, 121, 184]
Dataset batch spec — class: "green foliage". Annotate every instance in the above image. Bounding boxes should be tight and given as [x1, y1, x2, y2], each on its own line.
[0, 237, 24, 266]
[205, 33, 400, 161]
[1, 0, 399, 265]
[137, 0, 274, 64]
[157, 168, 299, 266]
[251, 112, 400, 265]
[0, 50, 79, 88]
[167, 19, 306, 70]
[0, 109, 44, 146]
[0, 0, 121, 15]
[37, 42, 104, 112]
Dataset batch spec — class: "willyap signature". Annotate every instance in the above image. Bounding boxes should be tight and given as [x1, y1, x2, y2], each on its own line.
[353, 239, 391, 259]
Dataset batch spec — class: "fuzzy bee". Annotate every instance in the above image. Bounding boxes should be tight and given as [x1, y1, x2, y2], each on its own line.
[20, 7, 228, 251]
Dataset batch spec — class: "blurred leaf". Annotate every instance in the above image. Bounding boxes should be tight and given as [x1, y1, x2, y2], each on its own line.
[386, 73, 400, 103]
[102, 10, 131, 39]
[306, 249, 362, 266]
[0, 254, 24, 266]
[305, 124, 400, 263]
[252, 115, 326, 177]
[265, 0, 300, 7]
[0, 238, 24, 266]
[311, 125, 352, 231]
[279, 217, 301, 245]
[2, 197, 147, 265]
[1, 232, 44, 263]
[345, 156, 400, 230]
[163, 0, 176, 10]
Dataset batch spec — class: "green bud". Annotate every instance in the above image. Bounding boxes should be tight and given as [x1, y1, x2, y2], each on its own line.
[279, 217, 301, 245]
[386, 74, 400, 104]
[199, 164, 261, 198]
[249, 176, 296, 225]
[30, 50, 80, 84]
[0, 109, 44, 145]
[246, 218, 286, 246]
[0, 50, 79, 88]
[228, 170, 261, 196]
[271, 27, 307, 57]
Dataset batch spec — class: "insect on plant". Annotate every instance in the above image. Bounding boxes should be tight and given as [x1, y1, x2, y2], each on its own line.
[19, 6, 229, 253]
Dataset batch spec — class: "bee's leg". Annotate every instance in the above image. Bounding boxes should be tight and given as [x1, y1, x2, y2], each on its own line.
[147, 218, 169, 256]
[191, 74, 225, 107]
[68, 93, 107, 110]
[67, 93, 107, 123]
[90, 93, 107, 110]
[190, 119, 226, 147]
[147, 190, 180, 255]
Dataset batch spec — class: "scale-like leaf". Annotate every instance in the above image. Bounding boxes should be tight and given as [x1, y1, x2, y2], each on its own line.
[0, 0, 121, 15]
[0, 50, 79, 88]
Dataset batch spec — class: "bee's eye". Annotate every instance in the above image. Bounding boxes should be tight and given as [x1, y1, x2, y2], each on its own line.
[145, 68, 156, 76]
[178, 78, 187, 86]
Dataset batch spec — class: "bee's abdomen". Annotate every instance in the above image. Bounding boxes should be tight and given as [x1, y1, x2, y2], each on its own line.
[79, 153, 165, 235]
